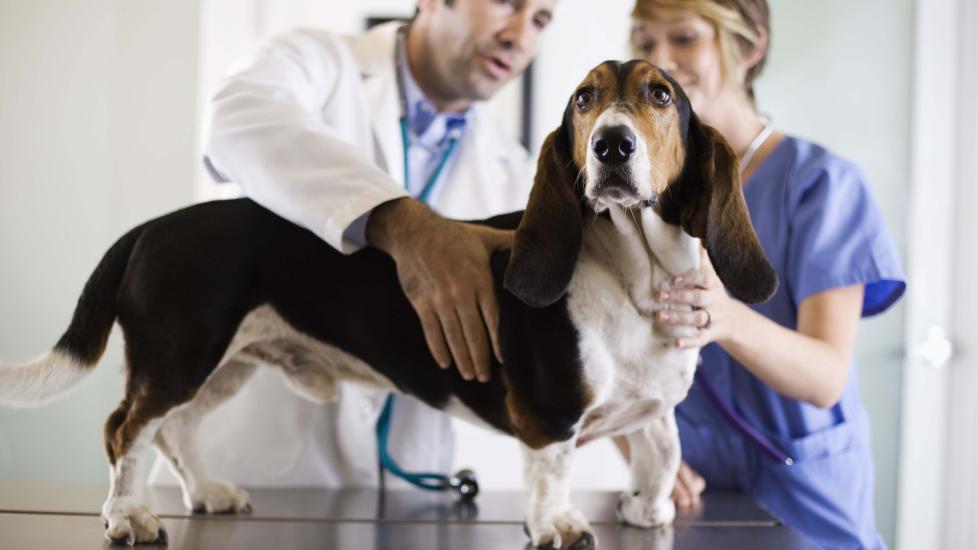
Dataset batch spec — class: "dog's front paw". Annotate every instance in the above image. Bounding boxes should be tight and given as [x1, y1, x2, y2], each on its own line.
[525, 506, 596, 549]
[188, 480, 252, 514]
[617, 491, 675, 528]
[102, 497, 168, 546]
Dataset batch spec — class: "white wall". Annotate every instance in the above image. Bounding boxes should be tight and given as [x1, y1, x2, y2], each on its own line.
[943, 3, 978, 547]
[0, 0, 201, 481]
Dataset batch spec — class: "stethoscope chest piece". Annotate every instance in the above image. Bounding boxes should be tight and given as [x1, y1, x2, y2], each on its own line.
[446, 468, 479, 501]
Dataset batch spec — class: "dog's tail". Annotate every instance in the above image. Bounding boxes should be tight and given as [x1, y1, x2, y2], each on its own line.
[0, 224, 146, 407]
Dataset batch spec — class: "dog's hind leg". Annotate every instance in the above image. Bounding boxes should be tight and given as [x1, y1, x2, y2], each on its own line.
[101, 396, 172, 545]
[617, 410, 680, 528]
[101, 309, 255, 543]
[152, 357, 257, 514]
[522, 440, 596, 549]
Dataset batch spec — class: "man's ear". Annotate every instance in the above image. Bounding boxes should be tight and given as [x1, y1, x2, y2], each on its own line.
[504, 117, 583, 308]
[659, 112, 778, 304]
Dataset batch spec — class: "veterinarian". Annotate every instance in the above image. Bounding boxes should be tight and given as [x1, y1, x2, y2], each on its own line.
[148, 0, 556, 488]
[625, 1, 906, 548]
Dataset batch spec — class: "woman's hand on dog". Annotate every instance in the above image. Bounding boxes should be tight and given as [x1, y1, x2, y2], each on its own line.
[614, 437, 705, 508]
[367, 198, 513, 382]
[654, 247, 738, 349]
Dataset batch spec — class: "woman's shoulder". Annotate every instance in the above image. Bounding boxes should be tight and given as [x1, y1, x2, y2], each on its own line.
[770, 137, 905, 317]
[776, 135, 864, 182]
[773, 135, 872, 206]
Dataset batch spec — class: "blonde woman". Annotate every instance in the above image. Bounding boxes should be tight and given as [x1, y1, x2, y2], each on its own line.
[628, 1, 904, 548]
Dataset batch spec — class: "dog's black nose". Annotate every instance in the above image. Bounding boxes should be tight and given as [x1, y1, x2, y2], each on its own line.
[591, 125, 636, 165]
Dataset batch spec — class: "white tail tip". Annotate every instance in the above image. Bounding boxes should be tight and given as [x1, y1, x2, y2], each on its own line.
[0, 350, 93, 408]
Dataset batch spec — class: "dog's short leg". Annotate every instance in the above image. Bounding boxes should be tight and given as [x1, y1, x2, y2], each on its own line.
[102, 403, 168, 546]
[153, 358, 257, 514]
[617, 410, 681, 528]
[522, 441, 596, 549]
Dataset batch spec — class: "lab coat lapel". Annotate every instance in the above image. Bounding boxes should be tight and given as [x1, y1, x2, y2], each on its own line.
[363, 72, 403, 187]
[436, 106, 532, 218]
[350, 23, 405, 187]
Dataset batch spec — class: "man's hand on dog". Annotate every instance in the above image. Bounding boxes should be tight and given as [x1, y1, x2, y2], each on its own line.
[367, 198, 512, 383]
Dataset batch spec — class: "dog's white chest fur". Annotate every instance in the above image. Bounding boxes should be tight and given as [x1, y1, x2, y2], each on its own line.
[567, 206, 701, 442]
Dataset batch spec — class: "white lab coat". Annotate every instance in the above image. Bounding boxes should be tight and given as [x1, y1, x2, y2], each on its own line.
[148, 22, 533, 488]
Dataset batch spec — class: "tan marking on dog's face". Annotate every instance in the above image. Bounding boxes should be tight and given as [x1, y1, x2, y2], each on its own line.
[567, 63, 618, 169]
[624, 64, 687, 193]
[566, 61, 688, 208]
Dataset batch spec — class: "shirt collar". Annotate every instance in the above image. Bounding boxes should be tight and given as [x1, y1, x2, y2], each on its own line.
[397, 33, 468, 142]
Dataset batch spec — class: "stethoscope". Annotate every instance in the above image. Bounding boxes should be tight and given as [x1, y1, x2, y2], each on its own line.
[373, 26, 479, 501]
[375, 395, 479, 500]
[695, 366, 793, 465]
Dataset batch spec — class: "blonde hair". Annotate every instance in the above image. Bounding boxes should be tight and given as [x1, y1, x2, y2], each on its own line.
[631, 0, 770, 101]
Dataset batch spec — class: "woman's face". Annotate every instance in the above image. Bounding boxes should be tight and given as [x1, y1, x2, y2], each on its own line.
[630, 8, 734, 117]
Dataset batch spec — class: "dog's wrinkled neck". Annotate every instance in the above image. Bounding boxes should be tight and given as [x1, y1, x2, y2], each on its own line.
[585, 204, 700, 315]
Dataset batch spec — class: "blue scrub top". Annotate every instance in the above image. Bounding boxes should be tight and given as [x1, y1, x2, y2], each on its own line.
[677, 136, 906, 550]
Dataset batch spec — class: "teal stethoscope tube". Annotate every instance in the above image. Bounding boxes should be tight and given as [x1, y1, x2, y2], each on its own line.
[375, 394, 479, 499]
[375, 394, 454, 490]
[373, 26, 477, 501]
[399, 117, 458, 205]
[373, 125, 473, 498]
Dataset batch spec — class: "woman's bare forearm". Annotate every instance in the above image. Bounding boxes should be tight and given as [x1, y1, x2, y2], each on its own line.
[713, 285, 863, 409]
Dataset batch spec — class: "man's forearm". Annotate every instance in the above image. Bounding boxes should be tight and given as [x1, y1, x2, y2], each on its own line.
[366, 197, 434, 255]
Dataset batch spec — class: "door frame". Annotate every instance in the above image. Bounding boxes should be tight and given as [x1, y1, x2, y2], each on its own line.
[897, 0, 977, 548]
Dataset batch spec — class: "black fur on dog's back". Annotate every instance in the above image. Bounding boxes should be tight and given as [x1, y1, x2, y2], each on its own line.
[97, 199, 591, 447]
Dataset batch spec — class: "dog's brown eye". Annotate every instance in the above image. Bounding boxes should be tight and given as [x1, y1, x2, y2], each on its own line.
[575, 89, 595, 111]
[649, 86, 671, 106]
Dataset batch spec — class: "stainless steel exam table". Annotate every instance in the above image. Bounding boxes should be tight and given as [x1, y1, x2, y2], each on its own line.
[0, 479, 820, 549]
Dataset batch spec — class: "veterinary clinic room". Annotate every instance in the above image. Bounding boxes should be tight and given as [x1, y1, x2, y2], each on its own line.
[1, 0, 975, 549]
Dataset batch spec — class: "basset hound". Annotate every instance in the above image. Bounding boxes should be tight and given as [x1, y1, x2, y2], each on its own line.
[0, 60, 776, 548]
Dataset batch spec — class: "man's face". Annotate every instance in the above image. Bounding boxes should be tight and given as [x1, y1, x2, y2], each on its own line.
[420, 0, 556, 103]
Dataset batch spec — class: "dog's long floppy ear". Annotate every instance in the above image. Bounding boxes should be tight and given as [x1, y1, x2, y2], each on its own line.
[504, 114, 583, 308]
[660, 112, 778, 303]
